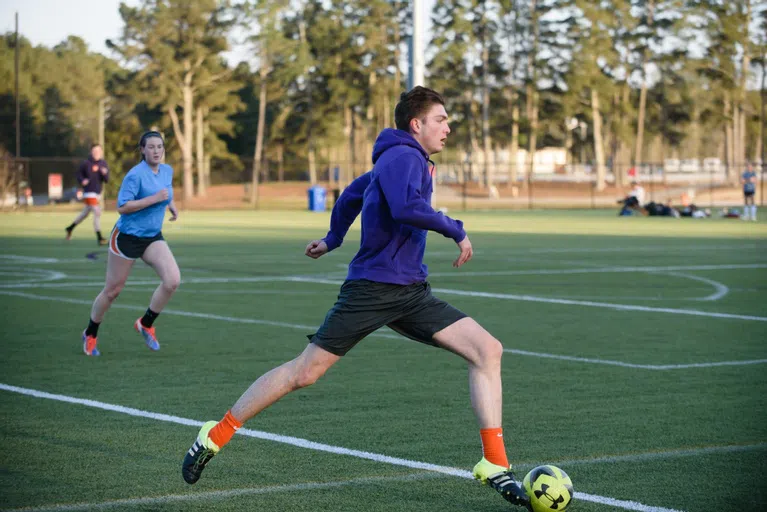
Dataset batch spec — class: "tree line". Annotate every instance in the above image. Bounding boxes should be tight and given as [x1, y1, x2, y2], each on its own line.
[0, 0, 765, 201]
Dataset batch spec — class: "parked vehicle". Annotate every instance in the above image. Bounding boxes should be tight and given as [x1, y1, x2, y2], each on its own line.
[50, 186, 83, 204]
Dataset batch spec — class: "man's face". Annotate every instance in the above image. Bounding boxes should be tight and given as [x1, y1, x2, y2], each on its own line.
[91, 145, 103, 161]
[412, 103, 450, 155]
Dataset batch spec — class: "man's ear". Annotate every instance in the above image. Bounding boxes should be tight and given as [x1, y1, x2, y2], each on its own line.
[409, 117, 421, 134]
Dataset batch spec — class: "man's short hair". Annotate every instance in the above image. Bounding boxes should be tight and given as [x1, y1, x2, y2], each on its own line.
[90, 143, 102, 150]
[394, 86, 445, 132]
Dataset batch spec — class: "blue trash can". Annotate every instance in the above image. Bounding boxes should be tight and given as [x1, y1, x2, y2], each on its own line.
[307, 185, 327, 212]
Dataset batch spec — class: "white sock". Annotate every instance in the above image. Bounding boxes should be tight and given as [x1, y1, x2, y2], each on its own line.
[751, 205, 757, 219]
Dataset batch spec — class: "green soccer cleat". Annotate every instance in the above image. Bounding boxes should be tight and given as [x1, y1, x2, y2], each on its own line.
[182, 421, 220, 484]
[473, 457, 531, 509]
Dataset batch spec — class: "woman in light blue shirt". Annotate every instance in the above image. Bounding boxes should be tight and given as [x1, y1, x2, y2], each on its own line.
[81, 131, 180, 356]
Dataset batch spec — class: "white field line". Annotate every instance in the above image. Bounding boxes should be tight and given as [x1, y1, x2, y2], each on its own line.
[429, 286, 767, 322]
[2, 244, 763, 263]
[129, 288, 322, 296]
[0, 290, 318, 331]
[2, 284, 322, 296]
[0, 274, 731, 303]
[289, 270, 734, 303]
[0, 383, 683, 512]
[1, 473, 442, 512]
[505, 349, 767, 370]
[425, 244, 767, 257]
[658, 272, 729, 301]
[1, 290, 765, 370]
[252, 275, 767, 323]
[541, 443, 767, 468]
[0, 275, 314, 290]
[0, 269, 67, 285]
[426, 263, 767, 278]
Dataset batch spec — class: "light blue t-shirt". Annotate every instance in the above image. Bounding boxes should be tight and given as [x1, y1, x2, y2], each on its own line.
[116, 161, 174, 238]
[742, 171, 756, 193]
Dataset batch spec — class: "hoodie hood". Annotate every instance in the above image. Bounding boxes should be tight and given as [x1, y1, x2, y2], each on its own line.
[372, 128, 429, 164]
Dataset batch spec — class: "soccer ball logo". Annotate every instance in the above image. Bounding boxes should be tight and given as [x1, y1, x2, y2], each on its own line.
[523, 465, 574, 512]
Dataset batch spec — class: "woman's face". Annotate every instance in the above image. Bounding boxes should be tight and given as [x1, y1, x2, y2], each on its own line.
[142, 136, 164, 165]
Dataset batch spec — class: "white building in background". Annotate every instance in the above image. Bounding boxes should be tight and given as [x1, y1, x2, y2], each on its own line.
[461, 147, 568, 175]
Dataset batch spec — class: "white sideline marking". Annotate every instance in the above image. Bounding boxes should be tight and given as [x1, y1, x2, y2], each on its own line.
[0, 274, 309, 290]
[255, 276, 767, 322]
[0, 290, 318, 331]
[546, 443, 767, 468]
[1, 290, 765, 370]
[427, 263, 767, 278]
[426, 244, 767, 257]
[505, 349, 767, 370]
[0, 383, 682, 512]
[2, 473, 442, 512]
[0, 255, 60, 263]
[430, 287, 767, 322]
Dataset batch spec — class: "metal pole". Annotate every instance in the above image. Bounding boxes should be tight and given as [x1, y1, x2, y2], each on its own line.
[462, 172, 467, 212]
[761, 57, 765, 207]
[527, 171, 533, 210]
[411, 0, 424, 88]
[15, 12, 20, 158]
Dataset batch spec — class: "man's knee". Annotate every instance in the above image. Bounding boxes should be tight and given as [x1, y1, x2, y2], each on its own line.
[290, 352, 334, 389]
[292, 364, 326, 389]
[478, 336, 504, 366]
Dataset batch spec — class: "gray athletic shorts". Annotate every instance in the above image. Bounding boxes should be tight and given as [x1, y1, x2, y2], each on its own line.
[308, 279, 467, 356]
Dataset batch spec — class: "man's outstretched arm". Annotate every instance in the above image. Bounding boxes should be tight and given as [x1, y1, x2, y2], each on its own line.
[306, 171, 371, 259]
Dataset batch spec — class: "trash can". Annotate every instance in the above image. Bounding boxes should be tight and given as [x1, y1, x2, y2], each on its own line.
[307, 185, 327, 212]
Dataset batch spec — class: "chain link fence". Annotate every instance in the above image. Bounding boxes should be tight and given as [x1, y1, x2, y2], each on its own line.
[2, 155, 763, 211]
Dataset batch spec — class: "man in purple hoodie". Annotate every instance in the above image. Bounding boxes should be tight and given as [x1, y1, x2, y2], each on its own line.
[65, 144, 109, 245]
[182, 87, 528, 508]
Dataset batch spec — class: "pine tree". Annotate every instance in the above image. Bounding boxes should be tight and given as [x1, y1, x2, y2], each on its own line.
[109, 0, 237, 201]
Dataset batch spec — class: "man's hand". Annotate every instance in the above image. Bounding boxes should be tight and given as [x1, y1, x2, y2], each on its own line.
[100, 168, 108, 175]
[305, 239, 329, 259]
[453, 236, 473, 268]
[81, 179, 90, 186]
[168, 208, 178, 222]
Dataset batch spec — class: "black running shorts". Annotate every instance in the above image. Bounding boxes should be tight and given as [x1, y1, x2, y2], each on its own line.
[308, 279, 468, 356]
[109, 226, 164, 260]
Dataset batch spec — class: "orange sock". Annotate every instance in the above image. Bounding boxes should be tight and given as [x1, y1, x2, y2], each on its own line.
[480, 427, 509, 467]
[208, 410, 243, 449]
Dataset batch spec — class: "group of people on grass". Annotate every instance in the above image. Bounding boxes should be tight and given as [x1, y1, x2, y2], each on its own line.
[618, 165, 759, 220]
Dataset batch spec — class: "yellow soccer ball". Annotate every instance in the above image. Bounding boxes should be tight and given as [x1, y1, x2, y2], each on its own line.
[523, 465, 574, 512]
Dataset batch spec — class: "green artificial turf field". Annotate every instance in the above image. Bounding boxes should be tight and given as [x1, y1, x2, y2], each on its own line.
[0, 210, 765, 512]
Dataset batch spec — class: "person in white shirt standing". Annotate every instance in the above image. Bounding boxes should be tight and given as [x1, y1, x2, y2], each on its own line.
[628, 181, 646, 207]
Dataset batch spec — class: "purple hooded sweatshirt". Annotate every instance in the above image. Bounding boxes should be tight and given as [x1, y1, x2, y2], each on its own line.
[323, 128, 466, 285]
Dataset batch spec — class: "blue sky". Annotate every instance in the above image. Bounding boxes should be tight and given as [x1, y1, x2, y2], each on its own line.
[0, 0, 436, 66]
